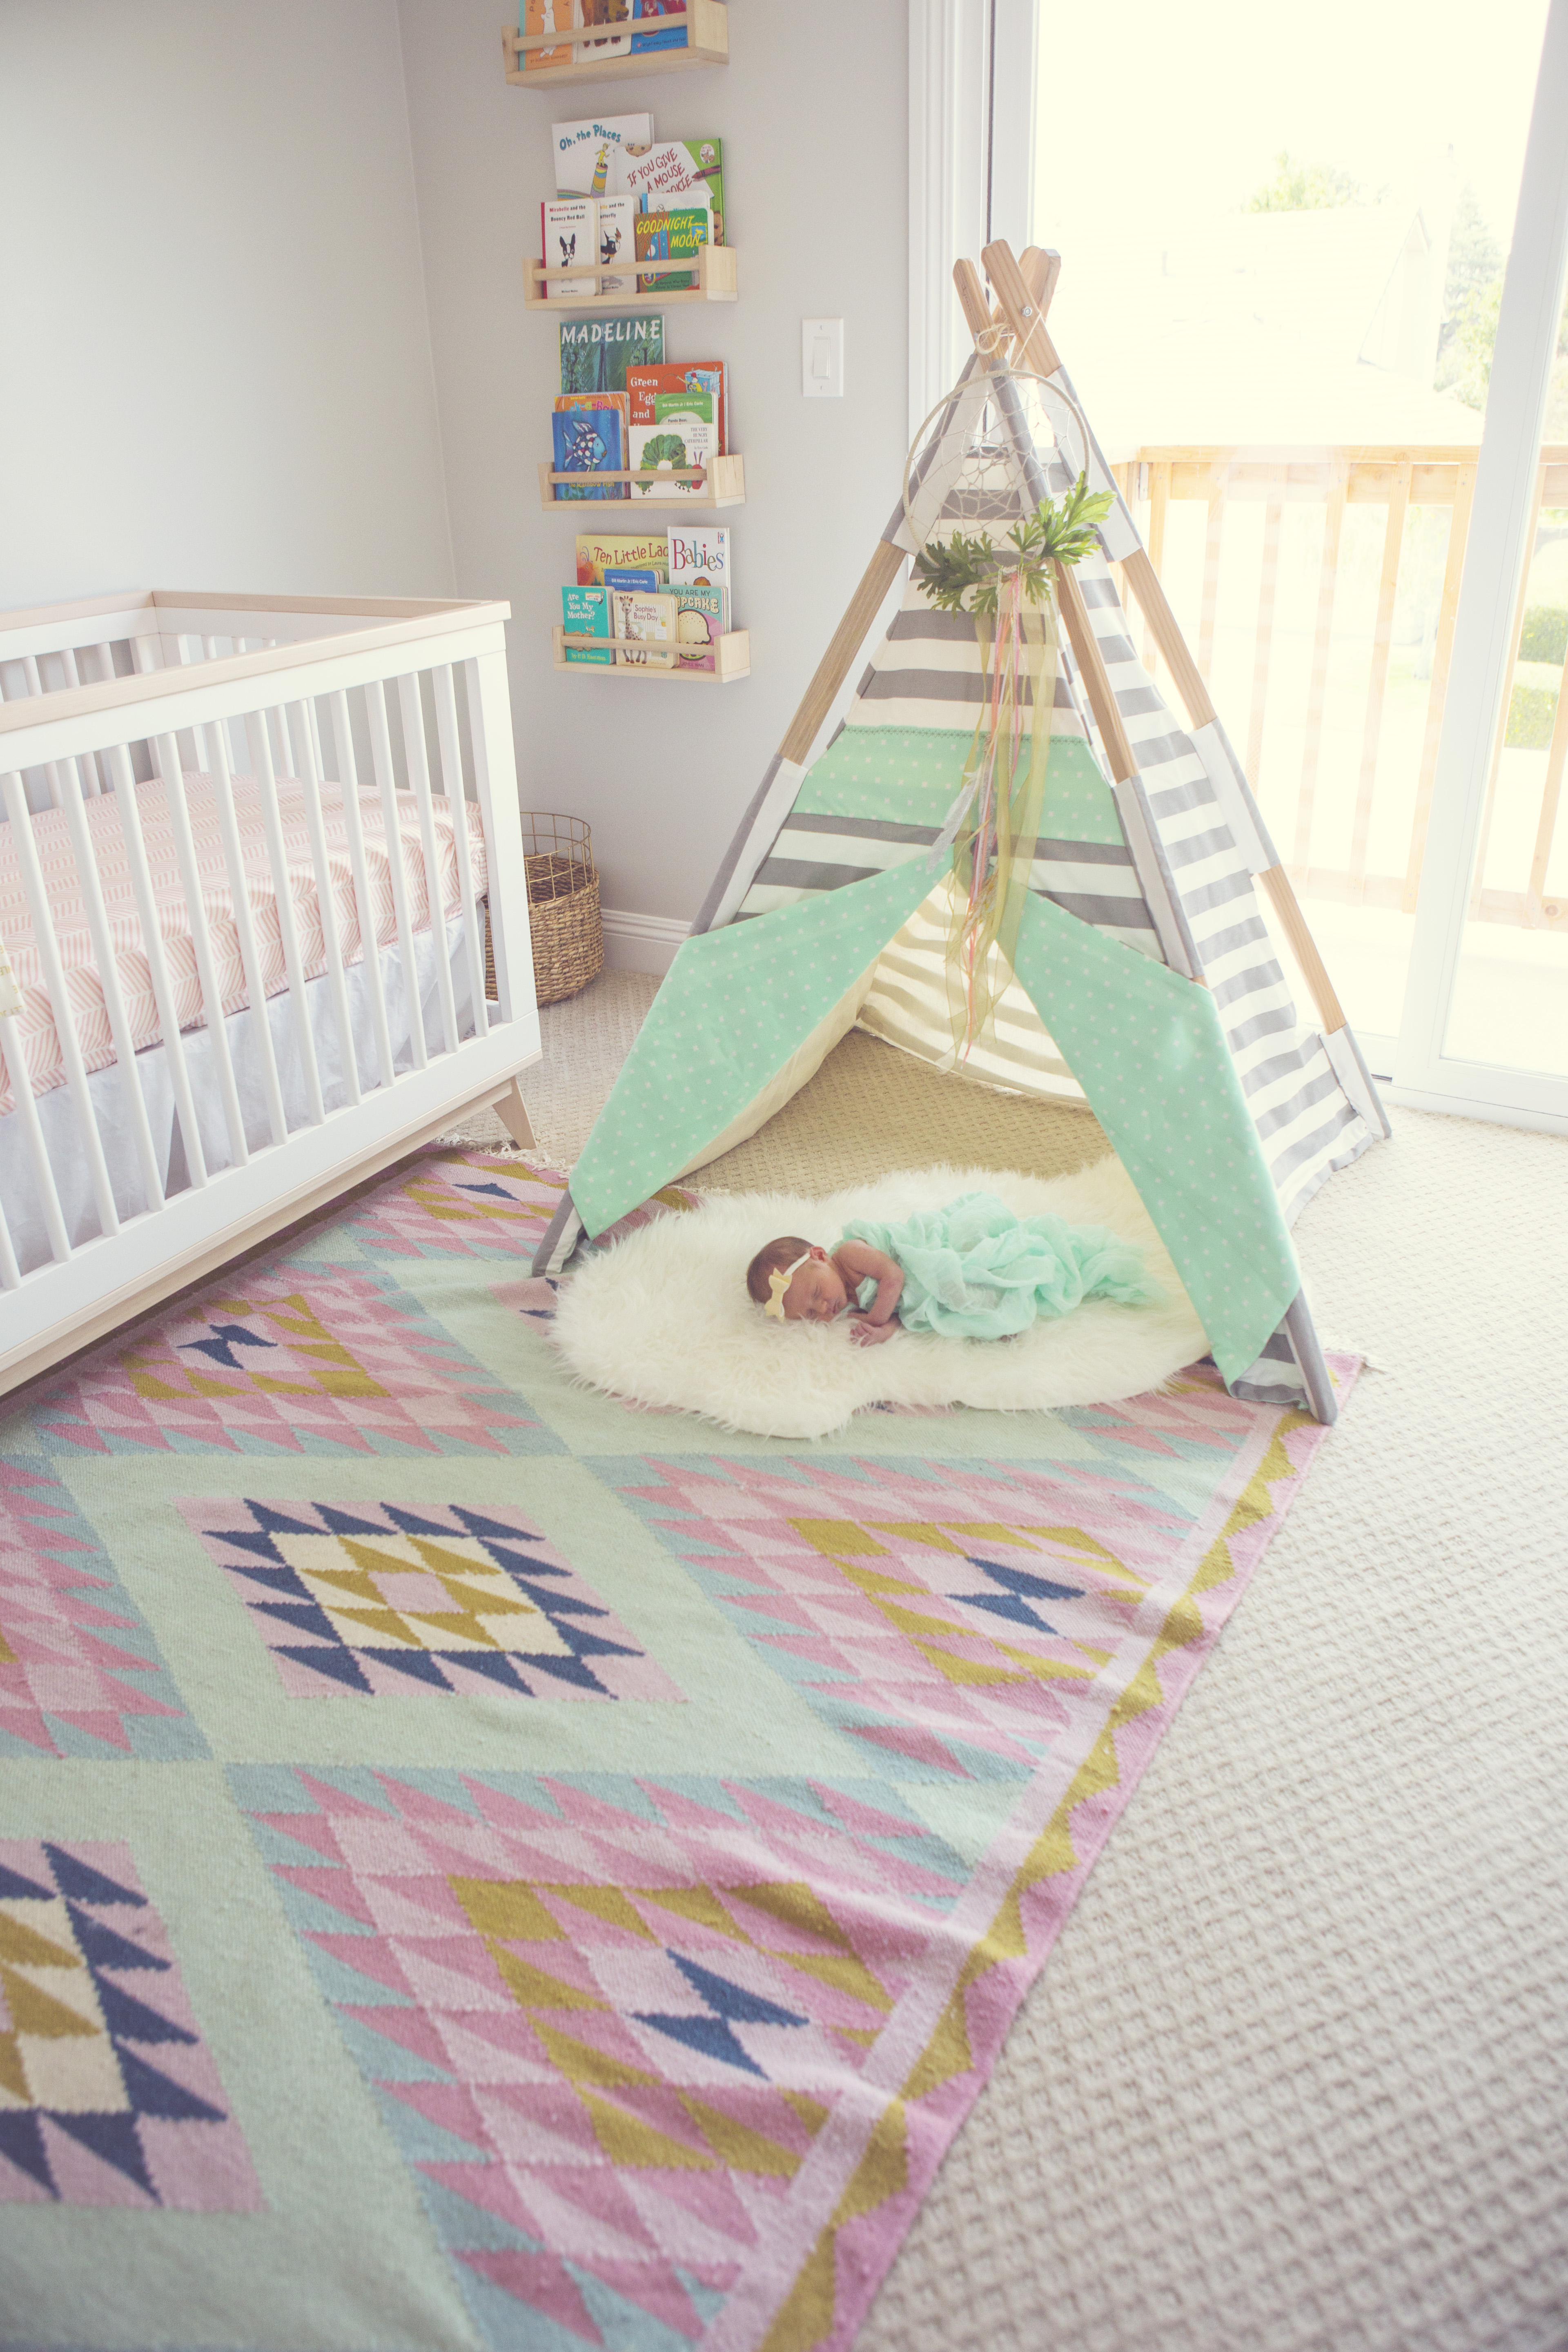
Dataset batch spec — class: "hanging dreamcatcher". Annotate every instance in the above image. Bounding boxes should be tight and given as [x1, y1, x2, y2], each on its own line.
[901, 365, 1111, 1057]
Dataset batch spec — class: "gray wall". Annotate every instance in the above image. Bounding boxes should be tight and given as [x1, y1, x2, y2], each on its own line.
[0, 0, 453, 606]
[397, 0, 909, 922]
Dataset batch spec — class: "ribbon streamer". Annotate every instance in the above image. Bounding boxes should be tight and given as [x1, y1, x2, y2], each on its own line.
[933, 563, 1058, 1062]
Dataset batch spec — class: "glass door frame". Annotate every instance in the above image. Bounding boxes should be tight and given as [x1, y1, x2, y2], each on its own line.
[1391, 0, 1568, 1134]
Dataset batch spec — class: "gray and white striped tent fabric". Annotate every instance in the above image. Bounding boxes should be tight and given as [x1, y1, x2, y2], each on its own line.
[695, 364, 1388, 1414]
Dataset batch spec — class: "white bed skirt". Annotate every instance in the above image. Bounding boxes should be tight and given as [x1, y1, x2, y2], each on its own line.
[2, 916, 476, 1278]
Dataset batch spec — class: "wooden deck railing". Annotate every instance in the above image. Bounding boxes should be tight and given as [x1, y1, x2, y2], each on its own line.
[1110, 446, 1568, 931]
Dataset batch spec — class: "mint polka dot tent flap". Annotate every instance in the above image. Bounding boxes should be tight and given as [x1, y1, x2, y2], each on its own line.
[535, 243, 1389, 1423]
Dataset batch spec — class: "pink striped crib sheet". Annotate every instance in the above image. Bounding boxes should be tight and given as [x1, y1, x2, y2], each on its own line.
[0, 775, 487, 1115]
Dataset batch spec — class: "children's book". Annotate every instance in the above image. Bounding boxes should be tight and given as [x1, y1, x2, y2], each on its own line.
[595, 196, 639, 296]
[601, 565, 662, 592]
[559, 312, 664, 396]
[610, 586, 677, 668]
[551, 113, 653, 195]
[673, 584, 724, 671]
[542, 197, 597, 296]
[634, 207, 709, 294]
[668, 523, 731, 599]
[556, 388, 631, 443]
[625, 361, 726, 452]
[574, 530, 668, 585]
[573, 0, 630, 67]
[621, 140, 725, 245]
[561, 584, 614, 664]
[521, 0, 574, 76]
[630, 0, 688, 55]
[628, 390, 715, 500]
[551, 403, 625, 498]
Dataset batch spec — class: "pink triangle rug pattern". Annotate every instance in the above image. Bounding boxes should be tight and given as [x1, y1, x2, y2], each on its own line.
[0, 1148, 1356, 2352]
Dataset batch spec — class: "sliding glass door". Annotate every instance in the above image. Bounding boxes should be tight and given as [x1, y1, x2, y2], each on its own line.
[1006, 0, 1567, 1127]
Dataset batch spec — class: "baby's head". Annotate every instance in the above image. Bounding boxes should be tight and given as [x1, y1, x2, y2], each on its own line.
[746, 1236, 848, 1323]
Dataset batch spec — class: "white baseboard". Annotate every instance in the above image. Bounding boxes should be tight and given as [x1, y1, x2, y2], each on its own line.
[600, 907, 690, 977]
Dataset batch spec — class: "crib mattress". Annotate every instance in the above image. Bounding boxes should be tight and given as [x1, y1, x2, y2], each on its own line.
[0, 773, 487, 1114]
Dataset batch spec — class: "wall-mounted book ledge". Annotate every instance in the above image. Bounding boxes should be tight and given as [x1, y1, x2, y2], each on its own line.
[538, 454, 745, 513]
[502, 1, 728, 89]
[553, 627, 750, 682]
[526, 241, 737, 311]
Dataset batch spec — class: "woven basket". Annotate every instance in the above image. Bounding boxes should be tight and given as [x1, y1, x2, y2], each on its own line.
[485, 813, 603, 1008]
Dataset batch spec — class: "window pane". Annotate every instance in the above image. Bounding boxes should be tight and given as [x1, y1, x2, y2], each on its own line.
[1031, 0, 1549, 1054]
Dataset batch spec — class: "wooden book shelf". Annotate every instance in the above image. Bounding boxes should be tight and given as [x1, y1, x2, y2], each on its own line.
[503, 0, 728, 88]
[538, 452, 744, 513]
[554, 626, 749, 682]
[526, 239, 737, 311]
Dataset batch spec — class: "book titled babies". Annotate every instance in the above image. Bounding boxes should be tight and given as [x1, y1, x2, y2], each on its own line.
[668, 524, 731, 628]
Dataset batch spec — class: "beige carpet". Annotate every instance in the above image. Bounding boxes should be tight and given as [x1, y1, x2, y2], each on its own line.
[451, 969, 1568, 2352]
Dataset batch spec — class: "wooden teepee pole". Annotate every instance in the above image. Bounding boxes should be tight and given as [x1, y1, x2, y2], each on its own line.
[980, 238, 1348, 1036]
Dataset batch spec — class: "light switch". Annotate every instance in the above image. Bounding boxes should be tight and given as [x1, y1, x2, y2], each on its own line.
[801, 317, 844, 398]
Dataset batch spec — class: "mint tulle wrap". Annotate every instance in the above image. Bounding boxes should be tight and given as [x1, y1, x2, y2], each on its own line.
[841, 1191, 1163, 1340]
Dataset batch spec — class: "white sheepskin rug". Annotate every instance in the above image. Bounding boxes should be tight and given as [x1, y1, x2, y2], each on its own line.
[550, 1158, 1209, 1441]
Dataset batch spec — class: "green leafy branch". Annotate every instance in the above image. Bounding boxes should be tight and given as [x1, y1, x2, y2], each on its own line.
[913, 472, 1115, 618]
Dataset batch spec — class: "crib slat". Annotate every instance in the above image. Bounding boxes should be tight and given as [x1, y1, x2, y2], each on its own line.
[329, 689, 396, 1090]
[51, 756, 166, 1212]
[432, 664, 488, 1042]
[153, 732, 251, 1166]
[0, 1183, 20, 1290]
[0, 1009, 71, 1264]
[290, 699, 361, 1105]
[56, 650, 104, 796]
[463, 657, 519, 1024]
[104, 740, 209, 1189]
[0, 771, 120, 1239]
[21, 657, 64, 810]
[365, 680, 426, 1071]
[244, 709, 325, 1125]
[205, 709, 288, 1149]
[396, 672, 460, 1056]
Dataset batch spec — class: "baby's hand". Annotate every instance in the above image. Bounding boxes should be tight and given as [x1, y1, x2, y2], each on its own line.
[849, 1315, 898, 1347]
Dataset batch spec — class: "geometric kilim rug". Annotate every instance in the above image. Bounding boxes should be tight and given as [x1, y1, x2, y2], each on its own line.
[0, 1150, 1356, 2352]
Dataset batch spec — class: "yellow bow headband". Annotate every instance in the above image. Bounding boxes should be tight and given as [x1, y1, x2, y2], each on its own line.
[763, 1251, 812, 1319]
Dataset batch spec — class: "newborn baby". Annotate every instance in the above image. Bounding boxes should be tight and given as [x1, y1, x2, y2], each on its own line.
[746, 1192, 1161, 1348]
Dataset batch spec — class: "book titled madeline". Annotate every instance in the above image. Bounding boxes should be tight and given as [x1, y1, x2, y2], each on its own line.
[559, 311, 664, 396]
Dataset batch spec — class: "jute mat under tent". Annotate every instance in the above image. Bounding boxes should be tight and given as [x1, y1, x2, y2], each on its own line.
[448, 973, 1111, 1198]
[697, 1028, 1109, 1196]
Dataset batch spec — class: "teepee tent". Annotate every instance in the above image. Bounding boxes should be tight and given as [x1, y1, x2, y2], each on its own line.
[533, 244, 1388, 1423]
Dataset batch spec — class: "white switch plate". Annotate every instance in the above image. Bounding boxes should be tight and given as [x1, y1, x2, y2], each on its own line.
[801, 316, 844, 398]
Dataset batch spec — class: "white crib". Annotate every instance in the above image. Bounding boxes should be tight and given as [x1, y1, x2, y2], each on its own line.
[0, 588, 540, 1399]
